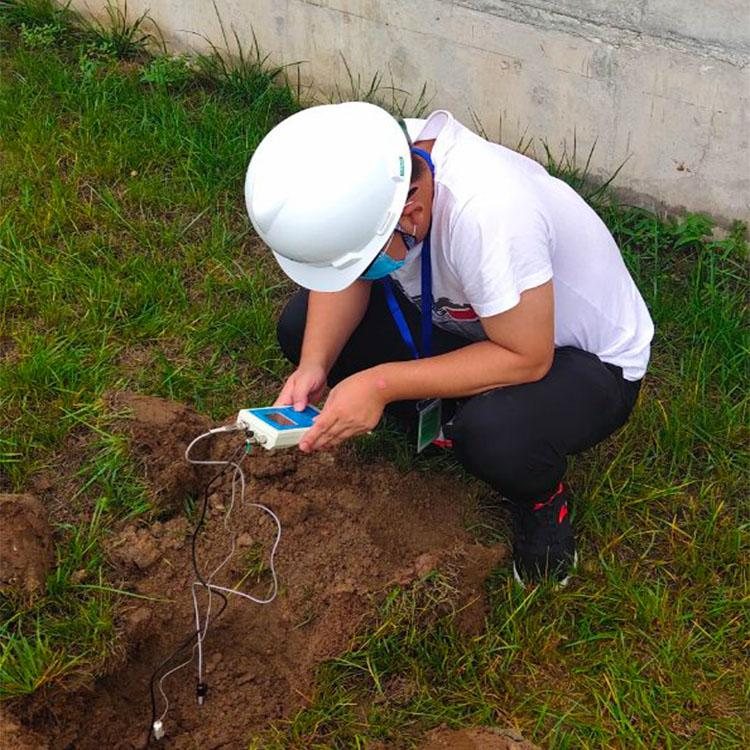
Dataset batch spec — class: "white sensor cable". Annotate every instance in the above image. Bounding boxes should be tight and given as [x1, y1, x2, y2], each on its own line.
[153, 426, 283, 734]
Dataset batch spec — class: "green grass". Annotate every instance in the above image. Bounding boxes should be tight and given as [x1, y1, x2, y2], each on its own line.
[0, 10, 296, 699]
[0, 23, 295, 486]
[0, 8, 748, 749]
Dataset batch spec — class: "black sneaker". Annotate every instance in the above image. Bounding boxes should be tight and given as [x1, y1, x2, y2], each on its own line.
[511, 483, 577, 587]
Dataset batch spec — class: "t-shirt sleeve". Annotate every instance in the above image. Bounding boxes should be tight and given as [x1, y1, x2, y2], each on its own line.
[448, 194, 554, 318]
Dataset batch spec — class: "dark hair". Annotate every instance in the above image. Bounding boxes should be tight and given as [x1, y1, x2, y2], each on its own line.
[410, 153, 426, 183]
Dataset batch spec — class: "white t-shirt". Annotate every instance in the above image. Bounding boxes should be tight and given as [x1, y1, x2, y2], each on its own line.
[395, 111, 654, 381]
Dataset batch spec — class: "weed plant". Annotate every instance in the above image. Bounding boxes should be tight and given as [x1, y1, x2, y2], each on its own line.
[191, 8, 299, 115]
[140, 52, 192, 89]
[80, 0, 154, 60]
[0, 7, 748, 749]
[0, 0, 73, 29]
[330, 53, 432, 118]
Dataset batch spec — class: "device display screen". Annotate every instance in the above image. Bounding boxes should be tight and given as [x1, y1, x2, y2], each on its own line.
[265, 411, 296, 427]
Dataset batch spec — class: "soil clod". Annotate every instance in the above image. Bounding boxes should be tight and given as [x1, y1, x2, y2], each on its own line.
[107, 525, 161, 572]
[418, 725, 541, 749]
[0, 493, 55, 596]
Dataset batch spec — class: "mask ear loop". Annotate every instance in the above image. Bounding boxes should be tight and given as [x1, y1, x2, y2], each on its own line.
[400, 186, 418, 239]
[395, 211, 417, 246]
[382, 232, 396, 255]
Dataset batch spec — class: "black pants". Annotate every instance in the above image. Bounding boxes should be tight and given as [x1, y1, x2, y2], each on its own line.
[277, 284, 641, 504]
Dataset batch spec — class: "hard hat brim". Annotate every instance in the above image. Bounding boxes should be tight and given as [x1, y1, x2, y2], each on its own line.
[273, 249, 375, 292]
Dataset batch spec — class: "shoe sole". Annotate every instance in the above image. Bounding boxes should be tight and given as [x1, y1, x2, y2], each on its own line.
[513, 551, 579, 589]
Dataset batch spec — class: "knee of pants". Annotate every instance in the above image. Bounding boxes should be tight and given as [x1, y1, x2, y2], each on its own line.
[276, 292, 307, 366]
[448, 396, 566, 502]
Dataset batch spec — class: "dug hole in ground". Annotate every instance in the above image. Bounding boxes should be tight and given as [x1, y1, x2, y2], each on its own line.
[1, 392, 539, 750]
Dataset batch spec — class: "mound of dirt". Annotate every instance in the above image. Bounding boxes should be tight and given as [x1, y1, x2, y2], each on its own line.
[107, 391, 212, 514]
[12, 394, 511, 749]
[418, 726, 541, 750]
[0, 493, 54, 596]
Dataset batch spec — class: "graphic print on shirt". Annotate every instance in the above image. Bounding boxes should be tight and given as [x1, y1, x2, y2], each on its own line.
[433, 296, 478, 322]
[410, 290, 486, 341]
[433, 296, 484, 339]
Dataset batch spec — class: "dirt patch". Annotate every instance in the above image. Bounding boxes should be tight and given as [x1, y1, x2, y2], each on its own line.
[108, 525, 163, 572]
[417, 726, 541, 750]
[10, 394, 511, 749]
[107, 391, 212, 514]
[0, 709, 49, 750]
[0, 494, 55, 596]
[0, 334, 16, 365]
[115, 346, 156, 378]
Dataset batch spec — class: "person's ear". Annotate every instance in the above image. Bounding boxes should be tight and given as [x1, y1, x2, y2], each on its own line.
[401, 194, 424, 233]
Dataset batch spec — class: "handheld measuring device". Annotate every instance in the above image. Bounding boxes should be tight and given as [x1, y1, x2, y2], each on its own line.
[236, 405, 319, 449]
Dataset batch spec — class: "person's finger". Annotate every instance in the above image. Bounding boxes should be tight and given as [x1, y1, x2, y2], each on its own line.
[307, 417, 355, 451]
[321, 430, 348, 449]
[273, 375, 300, 407]
[326, 421, 365, 446]
[303, 408, 353, 450]
[299, 415, 330, 452]
[291, 377, 313, 412]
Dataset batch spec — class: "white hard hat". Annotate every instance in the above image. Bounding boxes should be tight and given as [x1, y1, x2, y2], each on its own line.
[245, 102, 412, 292]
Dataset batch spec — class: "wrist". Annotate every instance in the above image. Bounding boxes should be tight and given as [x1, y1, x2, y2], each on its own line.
[298, 352, 332, 374]
[366, 364, 395, 405]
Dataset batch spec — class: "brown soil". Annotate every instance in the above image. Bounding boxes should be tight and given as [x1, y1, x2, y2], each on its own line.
[417, 726, 541, 750]
[5, 393, 518, 750]
[107, 390, 213, 514]
[0, 493, 54, 596]
[0, 709, 49, 750]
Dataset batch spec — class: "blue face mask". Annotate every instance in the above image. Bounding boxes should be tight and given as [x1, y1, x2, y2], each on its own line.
[360, 247, 405, 280]
[360, 221, 417, 281]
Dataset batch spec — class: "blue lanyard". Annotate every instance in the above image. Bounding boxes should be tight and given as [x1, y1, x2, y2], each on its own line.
[382, 231, 432, 359]
[381, 145, 435, 359]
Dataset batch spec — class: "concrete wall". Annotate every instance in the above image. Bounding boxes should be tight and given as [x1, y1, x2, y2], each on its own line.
[73, 0, 750, 223]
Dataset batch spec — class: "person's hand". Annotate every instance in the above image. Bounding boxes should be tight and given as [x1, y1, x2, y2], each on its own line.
[299, 370, 386, 452]
[274, 363, 328, 411]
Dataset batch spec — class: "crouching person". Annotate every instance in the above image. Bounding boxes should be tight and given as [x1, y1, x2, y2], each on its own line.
[244, 103, 653, 586]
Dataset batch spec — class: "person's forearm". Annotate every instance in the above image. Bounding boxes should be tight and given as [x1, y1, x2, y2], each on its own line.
[300, 281, 372, 372]
[371, 341, 552, 401]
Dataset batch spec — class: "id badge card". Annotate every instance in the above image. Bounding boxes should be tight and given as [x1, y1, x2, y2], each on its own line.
[416, 398, 442, 453]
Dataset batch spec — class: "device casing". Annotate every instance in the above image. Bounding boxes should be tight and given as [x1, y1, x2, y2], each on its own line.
[236, 405, 319, 449]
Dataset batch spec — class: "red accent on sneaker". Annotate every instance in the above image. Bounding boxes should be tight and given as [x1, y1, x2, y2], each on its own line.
[431, 438, 454, 449]
[533, 482, 565, 512]
[558, 502, 568, 524]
